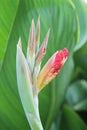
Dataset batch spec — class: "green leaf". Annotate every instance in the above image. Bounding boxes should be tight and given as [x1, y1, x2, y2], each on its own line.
[0, 0, 79, 130]
[59, 105, 87, 130]
[74, 42, 87, 72]
[66, 80, 87, 110]
[72, 42, 87, 81]
[73, 0, 87, 51]
[0, 0, 20, 69]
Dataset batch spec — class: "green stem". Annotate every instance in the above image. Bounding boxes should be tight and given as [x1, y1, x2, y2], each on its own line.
[26, 96, 43, 130]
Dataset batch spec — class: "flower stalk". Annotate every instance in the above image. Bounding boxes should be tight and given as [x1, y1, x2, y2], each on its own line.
[16, 17, 69, 130]
[16, 40, 43, 130]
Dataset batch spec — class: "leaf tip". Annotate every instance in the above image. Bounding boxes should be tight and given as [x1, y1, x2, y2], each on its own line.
[17, 37, 22, 49]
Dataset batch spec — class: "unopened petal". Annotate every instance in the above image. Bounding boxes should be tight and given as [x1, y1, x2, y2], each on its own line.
[37, 48, 69, 90]
[35, 29, 50, 66]
[27, 19, 35, 56]
[27, 20, 36, 72]
[36, 16, 40, 52]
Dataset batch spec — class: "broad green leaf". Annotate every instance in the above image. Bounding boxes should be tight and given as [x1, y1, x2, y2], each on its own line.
[0, 0, 20, 69]
[73, 0, 87, 51]
[59, 105, 87, 130]
[72, 42, 87, 82]
[66, 80, 87, 110]
[50, 123, 56, 130]
[74, 42, 87, 73]
[0, 0, 79, 130]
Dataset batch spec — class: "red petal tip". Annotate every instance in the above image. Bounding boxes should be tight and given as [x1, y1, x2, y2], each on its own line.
[62, 48, 69, 58]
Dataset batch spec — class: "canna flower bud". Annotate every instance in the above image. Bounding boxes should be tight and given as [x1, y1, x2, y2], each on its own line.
[28, 19, 35, 56]
[16, 38, 44, 130]
[35, 29, 50, 76]
[37, 48, 69, 91]
[36, 16, 40, 52]
[35, 29, 50, 66]
[16, 17, 69, 130]
[27, 20, 36, 73]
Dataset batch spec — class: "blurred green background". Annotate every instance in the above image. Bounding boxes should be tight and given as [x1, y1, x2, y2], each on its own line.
[0, 0, 87, 130]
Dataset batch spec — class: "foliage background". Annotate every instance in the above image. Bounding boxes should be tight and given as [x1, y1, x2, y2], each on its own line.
[0, 0, 87, 130]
